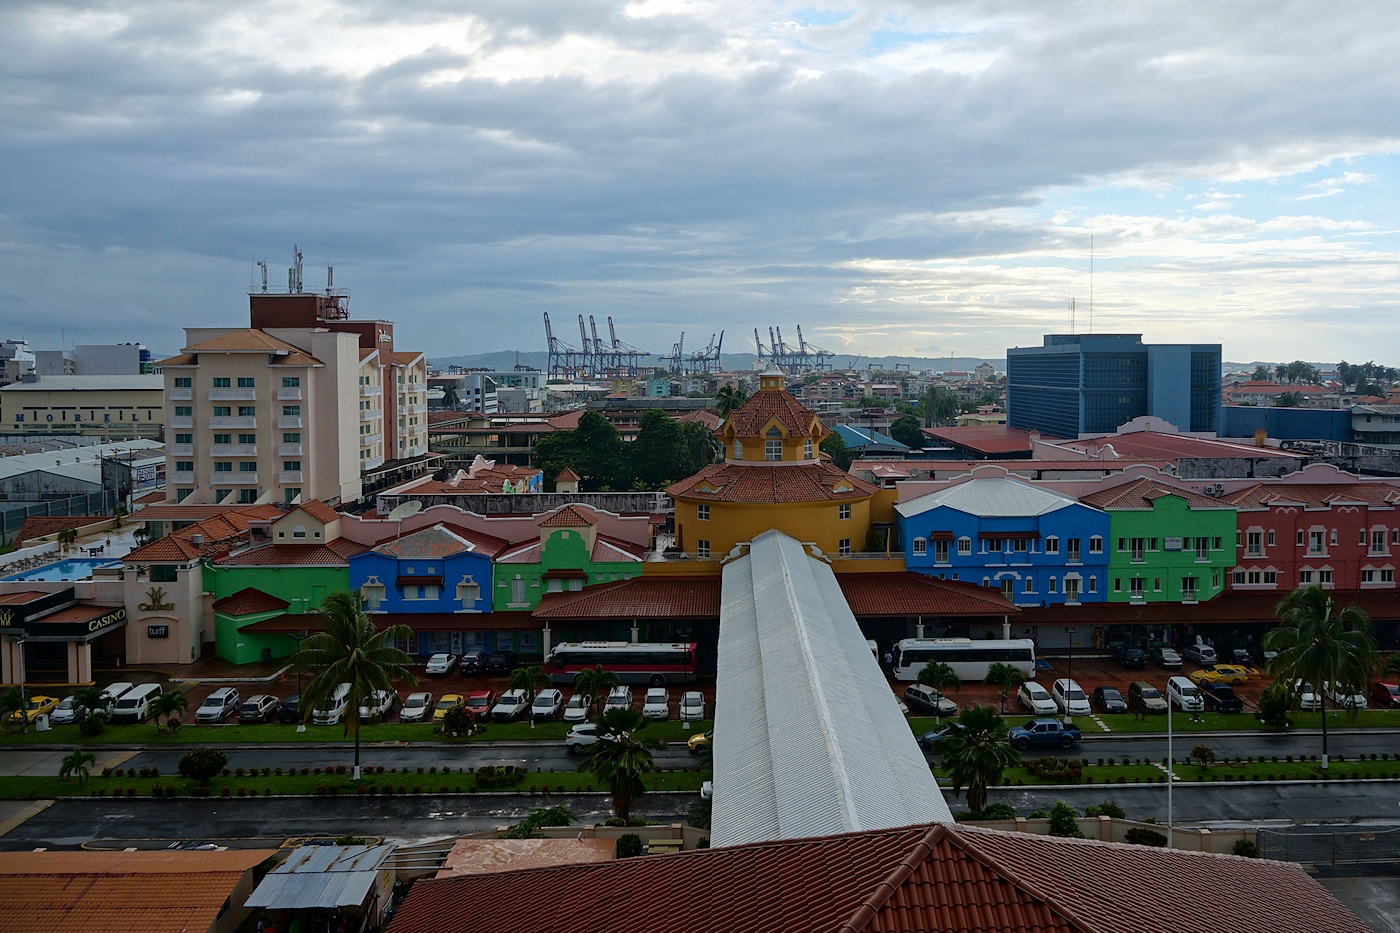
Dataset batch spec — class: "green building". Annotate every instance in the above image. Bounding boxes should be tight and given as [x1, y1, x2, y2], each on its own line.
[1081, 477, 1236, 604]
[493, 504, 644, 614]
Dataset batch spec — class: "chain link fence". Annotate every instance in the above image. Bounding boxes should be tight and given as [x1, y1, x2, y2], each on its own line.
[1260, 826, 1400, 864]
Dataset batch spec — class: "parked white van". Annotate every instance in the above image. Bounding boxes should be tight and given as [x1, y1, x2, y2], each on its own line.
[99, 682, 135, 713]
[109, 683, 163, 724]
[1167, 675, 1205, 712]
[312, 683, 351, 725]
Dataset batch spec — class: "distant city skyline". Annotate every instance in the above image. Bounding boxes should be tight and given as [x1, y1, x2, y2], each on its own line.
[3, 3, 1399, 362]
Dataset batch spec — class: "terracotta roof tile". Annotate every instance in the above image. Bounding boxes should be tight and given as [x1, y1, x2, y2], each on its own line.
[287, 499, 341, 524]
[724, 386, 826, 440]
[214, 543, 362, 567]
[212, 587, 290, 615]
[554, 467, 581, 481]
[1057, 431, 1306, 461]
[154, 352, 197, 367]
[0, 591, 51, 606]
[1079, 477, 1230, 510]
[13, 516, 109, 548]
[1223, 482, 1400, 509]
[539, 504, 598, 527]
[373, 524, 479, 559]
[125, 506, 282, 562]
[268, 350, 321, 366]
[837, 572, 1019, 617]
[391, 350, 425, 365]
[533, 576, 720, 620]
[183, 328, 312, 355]
[920, 425, 1038, 455]
[386, 823, 1367, 933]
[668, 461, 877, 503]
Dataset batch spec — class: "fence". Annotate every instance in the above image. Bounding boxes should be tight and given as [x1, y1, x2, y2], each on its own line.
[1259, 825, 1400, 865]
[0, 491, 117, 546]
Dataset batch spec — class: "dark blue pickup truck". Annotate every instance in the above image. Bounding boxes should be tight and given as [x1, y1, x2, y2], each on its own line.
[1008, 718, 1083, 750]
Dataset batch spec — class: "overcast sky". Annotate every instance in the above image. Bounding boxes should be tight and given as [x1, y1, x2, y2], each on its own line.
[3, 1, 1399, 364]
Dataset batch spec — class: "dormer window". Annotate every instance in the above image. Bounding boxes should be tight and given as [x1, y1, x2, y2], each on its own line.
[733, 440, 742, 459]
[804, 439, 813, 458]
[765, 439, 782, 461]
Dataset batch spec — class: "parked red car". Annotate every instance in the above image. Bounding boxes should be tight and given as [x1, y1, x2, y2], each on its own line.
[1370, 681, 1400, 709]
[464, 690, 495, 720]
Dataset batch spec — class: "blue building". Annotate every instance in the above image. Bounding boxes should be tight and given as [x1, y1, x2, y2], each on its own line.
[1006, 334, 1221, 438]
[896, 477, 1110, 607]
[1221, 405, 1352, 443]
[349, 523, 495, 656]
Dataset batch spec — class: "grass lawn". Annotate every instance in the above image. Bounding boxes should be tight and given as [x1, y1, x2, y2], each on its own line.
[0, 718, 712, 747]
[0, 762, 709, 800]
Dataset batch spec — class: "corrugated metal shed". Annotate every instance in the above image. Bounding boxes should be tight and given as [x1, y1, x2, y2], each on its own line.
[896, 475, 1081, 519]
[712, 530, 953, 848]
[244, 844, 392, 910]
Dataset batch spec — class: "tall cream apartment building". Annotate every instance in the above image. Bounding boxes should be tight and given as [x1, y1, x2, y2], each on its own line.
[158, 290, 429, 506]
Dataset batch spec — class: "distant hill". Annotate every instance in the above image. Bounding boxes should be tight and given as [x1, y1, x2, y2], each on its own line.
[429, 351, 1007, 374]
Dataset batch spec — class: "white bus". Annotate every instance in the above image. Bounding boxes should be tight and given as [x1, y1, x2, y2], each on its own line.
[892, 637, 1036, 682]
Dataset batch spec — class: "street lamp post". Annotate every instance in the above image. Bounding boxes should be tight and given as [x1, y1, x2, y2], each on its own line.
[1167, 680, 1174, 847]
[1063, 626, 1076, 724]
[290, 630, 309, 733]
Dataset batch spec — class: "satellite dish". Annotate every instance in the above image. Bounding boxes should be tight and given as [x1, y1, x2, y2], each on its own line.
[386, 501, 423, 521]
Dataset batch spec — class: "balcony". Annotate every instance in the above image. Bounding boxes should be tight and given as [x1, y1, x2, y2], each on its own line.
[360, 385, 382, 397]
[279, 470, 304, 484]
[278, 416, 303, 429]
[362, 456, 384, 471]
[168, 388, 193, 401]
[278, 443, 303, 457]
[360, 409, 378, 422]
[211, 473, 258, 485]
[277, 387, 303, 401]
[171, 468, 195, 482]
[209, 388, 258, 401]
[406, 381, 427, 392]
[405, 444, 426, 457]
[168, 444, 194, 458]
[210, 444, 258, 457]
[402, 403, 426, 415]
[209, 416, 256, 429]
[360, 432, 382, 447]
[169, 416, 194, 429]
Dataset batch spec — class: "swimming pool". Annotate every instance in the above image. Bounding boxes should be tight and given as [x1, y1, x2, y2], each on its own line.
[2, 558, 121, 582]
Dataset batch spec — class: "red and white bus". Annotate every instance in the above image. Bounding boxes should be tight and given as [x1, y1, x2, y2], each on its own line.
[547, 641, 698, 686]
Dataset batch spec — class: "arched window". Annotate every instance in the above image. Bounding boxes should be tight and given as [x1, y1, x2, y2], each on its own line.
[1044, 536, 1059, 555]
[958, 537, 972, 555]
[912, 537, 928, 555]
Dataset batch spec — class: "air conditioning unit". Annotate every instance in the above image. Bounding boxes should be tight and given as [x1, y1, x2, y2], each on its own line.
[1205, 484, 1225, 496]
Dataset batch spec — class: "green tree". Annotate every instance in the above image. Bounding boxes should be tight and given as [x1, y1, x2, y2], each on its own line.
[917, 661, 962, 724]
[59, 749, 96, 784]
[630, 409, 691, 488]
[1264, 586, 1378, 768]
[1383, 653, 1400, 680]
[983, 662, 1025, 713]
[1276, 391, 1303, 407]
[57, 527, 78, 553]
[1048, 801, 1084, 837]
[510, 664, 551, 728]
[889, 414, 924, 450]
[0, 688, 26, 734]
[714, 385, 749, 420]
[73, 686, 107, 720]
[537, 411, 628, 490]
[178, 748, 228, 784]
[917, 387, 961, 426]
[820, 433, 853, 470]
[150, 690, 188, 733]
[293, 591, 417, 779]
[1252, 364, 1273, 382]
[933, 704, 1019, 813]
[679, 421, 721, 474]
[440, 384, 460, 409]
[581, 707, 662, 823]
[573, 665, 619, 722]
[504, 805, 576, 839]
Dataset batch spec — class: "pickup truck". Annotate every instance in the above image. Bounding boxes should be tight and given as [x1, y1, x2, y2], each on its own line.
[1008, 718, 1082, 750]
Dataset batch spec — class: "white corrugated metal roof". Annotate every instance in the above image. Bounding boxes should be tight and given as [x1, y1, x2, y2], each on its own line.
[244, 844, 392, 910]
[711, 530, 953, 849]
[895, 476, 1082, 519]
[0, 439, 163, 482]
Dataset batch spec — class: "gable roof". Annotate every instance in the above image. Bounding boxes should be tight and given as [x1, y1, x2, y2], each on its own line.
[533, 576, 720, 620]
[1079, 477, 1231, 510]
[372, 524, 480, 559]
[724, 385, 824, 439]
[668, 461, 878, 504]
[283, 499, 341, 524]
[212, 587, 291, 616]
[214, 542, 365, 567]
[182, 329, 313, 355]
[387, 822, 1366, 933]
[124, 505, 284, 562]
[1222, 482, 1400, 509]
[896, 477, 1087, 520]
[538, 504, 598, 527]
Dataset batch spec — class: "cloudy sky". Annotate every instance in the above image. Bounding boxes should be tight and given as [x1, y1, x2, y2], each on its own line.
[3, 1, 1399, 364]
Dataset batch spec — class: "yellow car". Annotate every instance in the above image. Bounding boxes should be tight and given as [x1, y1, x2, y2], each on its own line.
[1189, 664, 1258, 686]
[8, 695, 60, 724]
[688, 729, 712, 753]
[432, 694, 464, 722]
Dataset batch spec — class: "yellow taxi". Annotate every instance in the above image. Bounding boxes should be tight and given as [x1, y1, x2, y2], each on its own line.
[1188, 664, 1258, 686]
[8, 695, 60, 725]
[432, 694, 464, 722]
[687, 729, 712, 753]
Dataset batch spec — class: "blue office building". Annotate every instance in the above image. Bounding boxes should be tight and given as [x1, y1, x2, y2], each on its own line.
[1006, 334, 1221, 438]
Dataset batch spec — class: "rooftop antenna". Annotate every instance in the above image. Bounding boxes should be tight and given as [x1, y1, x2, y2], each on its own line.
[1069, 296, 1076, 334]
[288, 244, 304, 294]
[256, 260, 268, 293]
[326, 264, 334, 295]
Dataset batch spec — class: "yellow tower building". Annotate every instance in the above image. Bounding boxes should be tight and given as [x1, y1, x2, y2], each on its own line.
[667, 366, 878, 561]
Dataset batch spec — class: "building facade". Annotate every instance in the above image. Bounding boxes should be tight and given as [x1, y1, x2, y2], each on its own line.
[1, 375, 165, 438]
[1006, 334, 1222, 438]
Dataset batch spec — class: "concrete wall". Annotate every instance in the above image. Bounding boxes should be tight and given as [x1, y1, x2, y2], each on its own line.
[972, 815, 1253, 854]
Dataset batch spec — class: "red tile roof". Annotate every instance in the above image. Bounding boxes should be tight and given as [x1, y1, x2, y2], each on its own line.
[533, 577, 721, 620]
[214, 543, 363, 567]
[1079, 477, 1231, 510]
[554, 467, 581, 481]
[539, 504, 597, 527]
[920, 425, 1037, 455]
[13, 516, 110, 548]
[0, 849, 280, 933]
[0, 591, 50, 606]
[387, 822, 1367, 933]
[668, 461, 877, 503]
[373, 524, 478, 559]
[125, 506, 283, 562]
[724, 386, 826, 440]
[287, 499, 341, 524]
[212, 587, 290, 616]
[1222, 482, 1400, 509]
[1056, 431, 1306, 461]
[837, 572, 1019, 617]
[182, 328, 314, 355]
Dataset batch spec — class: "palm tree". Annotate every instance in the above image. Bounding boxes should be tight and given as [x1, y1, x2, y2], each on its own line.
[0, 688, 26, 734]
[917, 661, 962, 724]
[1264, 586, 1378, 769]
[441, 384, 460, 409]
[58, 749, 96, 784]
[57, 527, 78, 553]
[573, 665, 619, 722]
[510, 664, 551, 728]
[984, 662, 1025, 713]
[714, 385, 748, 420]
[73, 686, 107, 722]
[933, 705, 1020, 814]
[292, 591, 417, 780]
[581, 707, 663, 822]
[150, 691, 188, 733]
